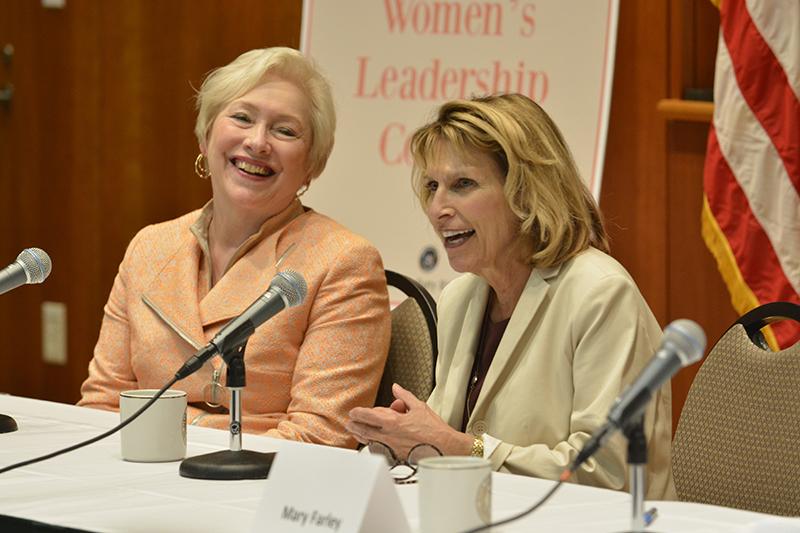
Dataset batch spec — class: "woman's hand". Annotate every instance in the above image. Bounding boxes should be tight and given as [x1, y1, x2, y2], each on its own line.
[346, 383, 473, 458]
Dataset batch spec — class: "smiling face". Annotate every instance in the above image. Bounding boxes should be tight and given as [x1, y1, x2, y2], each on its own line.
[423, 143, 527, 280]
[200, 74, 311, 220]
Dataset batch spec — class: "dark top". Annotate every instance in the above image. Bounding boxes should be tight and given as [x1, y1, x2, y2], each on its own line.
[461, 301, 510, 432]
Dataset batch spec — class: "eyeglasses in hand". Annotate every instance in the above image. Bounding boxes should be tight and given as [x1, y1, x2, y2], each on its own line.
[360, 441, 443, 484]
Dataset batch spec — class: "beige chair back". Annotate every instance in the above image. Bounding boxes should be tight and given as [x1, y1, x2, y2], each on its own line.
[375, 271, 437, 407]
[672, 313, 800, 515]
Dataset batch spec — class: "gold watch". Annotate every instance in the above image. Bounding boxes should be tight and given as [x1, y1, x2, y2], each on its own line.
[470, 435, 484, 457]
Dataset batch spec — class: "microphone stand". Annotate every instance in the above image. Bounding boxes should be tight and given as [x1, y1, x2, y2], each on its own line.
[622, 415, 652, 532]
[179, 340, 275, 480]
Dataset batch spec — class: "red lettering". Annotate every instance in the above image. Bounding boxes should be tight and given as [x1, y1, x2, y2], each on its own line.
[380, 66, 399, 99]
[439, 67, 457, 99]
[379, 123, 409, 165]
[529, 71, 548, 103]
[473, 67, 489, 95]
[458, 68, 471, 98]
[485, 2, 503, 35]
[398, 67, 417, 100]
[491, 61, 511, 93]
[465, 3, 481, 34]
[515, 61, 525, 94]
[352, 58, 545, 103]
[384, 0, 410, 32]
[419, 59, 441, 100]
[412, 2, 431, 32]
[354, 57, 377, 98]
[382, 0, 503, 36]
[432, 2, 462, 34]
[520, 4, 535, 37]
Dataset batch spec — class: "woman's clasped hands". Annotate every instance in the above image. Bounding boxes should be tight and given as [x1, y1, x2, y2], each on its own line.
[346, 383, 473, 458]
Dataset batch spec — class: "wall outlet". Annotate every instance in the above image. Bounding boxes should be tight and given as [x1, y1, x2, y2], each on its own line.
[42, 301, 68, 365]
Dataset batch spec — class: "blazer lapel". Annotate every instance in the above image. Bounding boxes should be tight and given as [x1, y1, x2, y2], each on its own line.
[439, 279, 490, 428]
[197, 199, 304, 329]
[142, 236, 206, 350]
[469, 265, 561, 421]
[198, 237, 278, 329]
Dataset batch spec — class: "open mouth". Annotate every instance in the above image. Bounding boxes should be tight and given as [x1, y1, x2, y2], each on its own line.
[232, 158, 276, 178]
[442, 229, 475, 247]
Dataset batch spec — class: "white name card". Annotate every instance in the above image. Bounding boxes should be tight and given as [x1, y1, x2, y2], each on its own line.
[250, 445, 410, 533]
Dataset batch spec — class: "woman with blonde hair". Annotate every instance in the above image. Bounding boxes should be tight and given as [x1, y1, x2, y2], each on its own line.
[80, 48, 391, 448]
[348, 94, 674, 499]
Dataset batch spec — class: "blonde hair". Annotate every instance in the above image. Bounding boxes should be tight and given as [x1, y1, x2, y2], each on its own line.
[410, 94, 608, 268]
[194, 47, 335, 180]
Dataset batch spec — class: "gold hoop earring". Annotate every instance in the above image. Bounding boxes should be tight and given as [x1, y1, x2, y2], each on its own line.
[296, 183, 310, 197]
[194, 153, 210, 179]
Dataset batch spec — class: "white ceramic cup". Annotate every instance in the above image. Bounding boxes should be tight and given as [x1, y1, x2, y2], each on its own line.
[418, 456, 492, 533]
[119, 389, 187, 462]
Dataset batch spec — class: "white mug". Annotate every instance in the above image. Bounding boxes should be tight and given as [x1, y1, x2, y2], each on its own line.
[119, 389, 187, 462]
[418, 456, 492, 533]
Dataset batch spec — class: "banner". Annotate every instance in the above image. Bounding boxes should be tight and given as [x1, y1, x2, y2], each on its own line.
[702, 0, 800, 348]
[302, 0, 618, 296]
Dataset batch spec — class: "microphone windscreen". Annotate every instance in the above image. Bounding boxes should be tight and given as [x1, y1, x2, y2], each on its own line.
[272, 270, 307, 307]
[17, 248, 52, 284]
[664, 319, 706, 366]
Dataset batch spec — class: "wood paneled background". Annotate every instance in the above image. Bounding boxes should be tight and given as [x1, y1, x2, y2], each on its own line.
[0, 1, 730, 431]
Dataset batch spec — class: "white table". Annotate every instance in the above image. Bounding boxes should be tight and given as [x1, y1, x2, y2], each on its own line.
[0, 394, 796, 532]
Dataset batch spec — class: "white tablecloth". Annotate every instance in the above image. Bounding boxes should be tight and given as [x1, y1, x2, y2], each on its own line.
[0, 394, 797, 532]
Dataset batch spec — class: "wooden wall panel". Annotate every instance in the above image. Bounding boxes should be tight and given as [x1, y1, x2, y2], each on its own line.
[666, 120, 737, 422]
[38, 2, 105, 402]
[687, 0, 719, 91]
[0, 3, 28, 394]
[601, 0, 670, 323]
[602, 0, 727, 431]
[0, 0, 302, 403]
[0, 1, 87, 400]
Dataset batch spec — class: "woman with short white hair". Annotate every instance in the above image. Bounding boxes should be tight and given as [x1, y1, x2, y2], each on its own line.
[80, 48, 391, 448]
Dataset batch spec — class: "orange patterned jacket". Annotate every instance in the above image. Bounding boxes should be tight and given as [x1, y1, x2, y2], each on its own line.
[79, 199, 391, 448]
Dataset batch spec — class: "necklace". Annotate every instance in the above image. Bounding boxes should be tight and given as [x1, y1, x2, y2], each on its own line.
[465, 371, 480, 421]
[203, 367, 224, 408]
[464, 292, 510, 425]
[465, 302, 493, 423]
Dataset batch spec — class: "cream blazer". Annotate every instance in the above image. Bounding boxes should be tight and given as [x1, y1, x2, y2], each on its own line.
[428, 247, 676, 499]
[79, 202, 391, 448]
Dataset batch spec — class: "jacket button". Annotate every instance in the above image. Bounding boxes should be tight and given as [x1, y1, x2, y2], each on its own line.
[472, 420, 488, 435]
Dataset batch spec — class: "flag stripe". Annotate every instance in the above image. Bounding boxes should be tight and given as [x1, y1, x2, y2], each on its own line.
[713, 37, 800, 297]
[704, 129, 800, 349]
[745, 0, 800, 101]
[705, 128, 797, 306]
[701, 196, 780, 350]
[722, 0, 800, 196]
[704, 0, 800, 349]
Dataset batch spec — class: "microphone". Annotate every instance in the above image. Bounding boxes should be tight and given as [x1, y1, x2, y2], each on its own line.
[0, 248, 52, 296]
[567, 319, 706, 474]
[175, 270, 307, 380]
[0, 247, 52, 433]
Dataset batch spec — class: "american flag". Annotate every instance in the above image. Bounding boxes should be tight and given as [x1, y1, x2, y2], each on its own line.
[702, 0, 800, 348]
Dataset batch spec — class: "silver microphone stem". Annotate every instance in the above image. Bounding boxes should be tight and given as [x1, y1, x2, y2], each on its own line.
[630, 463, 646, 532]
[228, 387, 243, 451]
